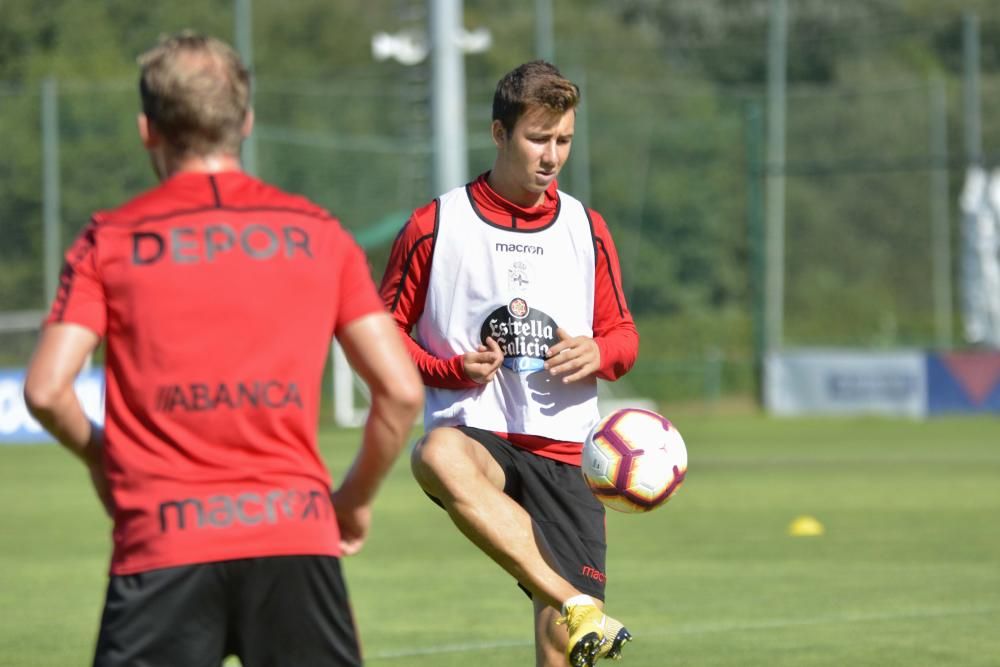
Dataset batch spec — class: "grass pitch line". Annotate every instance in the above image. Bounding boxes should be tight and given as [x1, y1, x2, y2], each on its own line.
[365, 605, 999, 660]
[664, 604, 1000, 637]
[369, 638, 532, 660]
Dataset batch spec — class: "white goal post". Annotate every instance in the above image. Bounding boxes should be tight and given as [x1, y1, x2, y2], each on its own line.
[330, 341, 370, 428]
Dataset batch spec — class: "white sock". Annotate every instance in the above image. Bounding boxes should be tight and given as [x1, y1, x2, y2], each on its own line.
[561, 594, 595, 615]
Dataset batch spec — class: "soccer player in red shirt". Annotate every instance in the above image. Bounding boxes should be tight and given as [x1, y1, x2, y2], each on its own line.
[23, 32, 422, 667]
[379, 61, 639, 666]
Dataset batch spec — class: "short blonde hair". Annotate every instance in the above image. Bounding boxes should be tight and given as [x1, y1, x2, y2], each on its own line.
[138, 31, 251, 157]
[492, 61, 579, 135]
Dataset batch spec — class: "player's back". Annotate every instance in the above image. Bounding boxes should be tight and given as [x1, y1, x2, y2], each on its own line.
[57, 171, 368, 573]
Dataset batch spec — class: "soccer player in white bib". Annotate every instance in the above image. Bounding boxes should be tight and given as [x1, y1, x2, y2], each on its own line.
[380, 61, 639, 666]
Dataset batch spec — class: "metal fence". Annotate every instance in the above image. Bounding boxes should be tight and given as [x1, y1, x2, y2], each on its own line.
[1, 66, 995, 405]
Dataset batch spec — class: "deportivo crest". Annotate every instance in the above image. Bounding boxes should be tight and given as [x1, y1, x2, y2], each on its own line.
[507, 261, 531, 293]
[481, 300, 558, 373]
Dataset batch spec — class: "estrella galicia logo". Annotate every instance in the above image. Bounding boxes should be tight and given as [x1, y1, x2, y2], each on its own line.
[481, 299, 558, 373]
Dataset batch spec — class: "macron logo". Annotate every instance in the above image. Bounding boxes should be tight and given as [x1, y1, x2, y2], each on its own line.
[495, 242, 544, 255]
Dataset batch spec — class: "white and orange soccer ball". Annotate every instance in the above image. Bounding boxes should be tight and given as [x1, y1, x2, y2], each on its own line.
[582, 408, 688, 513]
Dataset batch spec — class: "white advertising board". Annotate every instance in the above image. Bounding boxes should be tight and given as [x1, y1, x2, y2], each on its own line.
[0, 369, 105, 444]
[765, 349, 927, 417]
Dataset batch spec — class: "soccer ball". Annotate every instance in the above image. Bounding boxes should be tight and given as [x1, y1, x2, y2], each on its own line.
[582, 408, 688, 513]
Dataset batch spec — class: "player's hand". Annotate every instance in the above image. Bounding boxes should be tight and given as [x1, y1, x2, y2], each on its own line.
[463, 336, 504, 384]
[87, 460, 113, 518]
[83, 424, 113, 518]
[545, 328, 601, 383]
[330, 488, 372, 556]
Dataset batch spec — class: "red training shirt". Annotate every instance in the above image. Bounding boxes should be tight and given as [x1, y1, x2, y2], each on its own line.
[379, 173, 639, 465]
[48, 171, 384, 575]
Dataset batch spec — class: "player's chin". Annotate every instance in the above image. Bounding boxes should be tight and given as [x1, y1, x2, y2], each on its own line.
[533, 174, 556, 188]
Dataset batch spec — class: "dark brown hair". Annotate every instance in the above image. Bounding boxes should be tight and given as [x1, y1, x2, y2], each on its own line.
[492, 61, 580, 134]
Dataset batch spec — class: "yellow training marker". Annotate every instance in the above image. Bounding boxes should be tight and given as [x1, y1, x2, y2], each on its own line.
[788, 515, 825, 537]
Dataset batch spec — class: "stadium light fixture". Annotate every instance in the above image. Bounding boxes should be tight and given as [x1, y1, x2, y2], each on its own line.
[371, 26, 490, 65]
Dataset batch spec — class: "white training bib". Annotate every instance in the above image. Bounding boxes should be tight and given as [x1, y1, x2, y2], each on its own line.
[416, 185, 599, 441]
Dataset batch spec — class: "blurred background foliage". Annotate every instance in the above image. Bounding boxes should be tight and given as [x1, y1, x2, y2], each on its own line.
[2, 0, 999, 405]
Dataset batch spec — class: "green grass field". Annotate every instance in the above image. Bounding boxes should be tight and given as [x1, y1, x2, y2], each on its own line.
[1, 415, 999, 666]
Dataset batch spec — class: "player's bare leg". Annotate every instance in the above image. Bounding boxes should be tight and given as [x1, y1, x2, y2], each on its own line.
[534, 596, 575, 666]
[411, 427, 580, 611]
[412, 427, 632, 665]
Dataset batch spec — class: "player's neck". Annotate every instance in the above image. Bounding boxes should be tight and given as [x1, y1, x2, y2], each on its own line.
[150, 150, 243, 181]
[160, 152, 244, 179]
[486, 168, 545, 209]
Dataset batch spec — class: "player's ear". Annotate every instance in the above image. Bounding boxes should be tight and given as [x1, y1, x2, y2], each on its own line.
[490, 119, 507, 148]
[241, 108, 254, 139]
[137, 113, 160, 149]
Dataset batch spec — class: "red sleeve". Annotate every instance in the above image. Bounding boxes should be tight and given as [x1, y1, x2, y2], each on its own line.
[333, 231, 386, 333]
[589, 210, 639, 381]
[378, 201, 477, 389]
[46, 220, 107, 335]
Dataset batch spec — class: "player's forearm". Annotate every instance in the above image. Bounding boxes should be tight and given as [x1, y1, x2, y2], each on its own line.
[23, 384, 102, 465]
[594, 322, 640, 381]
[337, 389, 422, 505]
[400, 334, 479, 389]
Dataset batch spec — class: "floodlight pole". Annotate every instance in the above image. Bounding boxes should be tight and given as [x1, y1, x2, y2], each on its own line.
[929, 76, 953, 347]
[235, 0, 258, 176]
[764, 0, 787, 354]
[962, 12, 982, 166]
[41, 77, 61, 306]
[535, 0, 555, 63]
[430, 0, 468, 193]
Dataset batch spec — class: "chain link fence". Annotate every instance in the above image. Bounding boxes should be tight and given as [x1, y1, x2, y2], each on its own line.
[2, 65, 995, 406]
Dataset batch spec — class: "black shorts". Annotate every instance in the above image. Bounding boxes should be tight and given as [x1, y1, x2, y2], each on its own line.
[93, 555, 361, 667]
[455, 426, 608, 601]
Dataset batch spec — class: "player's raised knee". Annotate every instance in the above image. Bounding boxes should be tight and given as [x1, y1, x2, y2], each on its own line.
[411, 429, 452, 471]
[410, 428, 466, 481]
